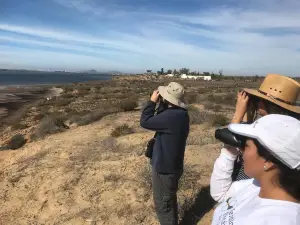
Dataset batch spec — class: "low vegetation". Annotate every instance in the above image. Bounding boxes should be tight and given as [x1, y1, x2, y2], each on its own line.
[119, 98, 138, 111]
[30, 116, 69, 140]
[111, 124, 134, 137]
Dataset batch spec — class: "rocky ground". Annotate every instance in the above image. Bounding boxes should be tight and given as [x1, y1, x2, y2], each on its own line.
[0, 77, 260, 225]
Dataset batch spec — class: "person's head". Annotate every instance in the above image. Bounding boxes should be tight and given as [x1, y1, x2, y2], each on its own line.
[228, 114, 300, 201]
[157, 82, 187, 109]
[244, 74, 300, 120]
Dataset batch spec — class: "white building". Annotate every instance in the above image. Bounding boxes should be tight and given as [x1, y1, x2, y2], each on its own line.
[180, 74, 211, 81]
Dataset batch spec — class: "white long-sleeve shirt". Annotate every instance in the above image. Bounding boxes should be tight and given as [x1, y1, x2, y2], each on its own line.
[210, 148, 300, 225]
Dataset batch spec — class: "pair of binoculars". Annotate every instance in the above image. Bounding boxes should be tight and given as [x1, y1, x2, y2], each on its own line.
[215, 128, 246, 149]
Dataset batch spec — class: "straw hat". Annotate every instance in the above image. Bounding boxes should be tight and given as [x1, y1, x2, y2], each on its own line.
[158, 82, 186, 109]
[244, 74, 300, 114]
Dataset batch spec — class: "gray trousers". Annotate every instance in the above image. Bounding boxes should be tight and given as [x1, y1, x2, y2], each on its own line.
[152, 169, 182, 225]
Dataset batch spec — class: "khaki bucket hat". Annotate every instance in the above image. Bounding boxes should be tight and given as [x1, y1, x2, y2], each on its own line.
[243, 74, 300, 114]
[158, 82, 186, 109]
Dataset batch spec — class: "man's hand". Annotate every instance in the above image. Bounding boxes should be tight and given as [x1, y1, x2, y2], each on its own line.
[151, 90, 160, 103]
[232, 91, 249, 123]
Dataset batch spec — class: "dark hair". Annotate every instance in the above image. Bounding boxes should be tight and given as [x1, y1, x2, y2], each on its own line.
[250, 96, 299, 119]
[253, 139, 300, 201]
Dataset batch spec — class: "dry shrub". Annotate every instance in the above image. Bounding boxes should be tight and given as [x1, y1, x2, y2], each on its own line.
[187, 135, 218, 146]
[178, 166, 202, 219]
[207, 94, 223, 104]
[208, 93, 236, 106]
[62, 86, 74, 92]
[212, 114, 229, 126]
[179, 165, 201, 191]
[119, 99, 138, 111]
[77, 89, 90, 96]
[188, 106, 229, 126]
[111, 124, 134, 137]
[33, 113, 46, 121]
[64, 107, 74, 113]
[188, 106, 213, 125]
[104, 173, 121, 183]
[138, 164, 152, 201]
[6, 134, 27, 150]
[11, 123, 27, 130]
[185, 92, 199, 104]
[204, 102, 222, 112]
[54, 98, 72, 107]
[30, 116, 68, 140]
[223, 93, 236, 106]
[61, 93, 74, 98]
[69, 110, 109, 126]
[101, 137, 120, 152]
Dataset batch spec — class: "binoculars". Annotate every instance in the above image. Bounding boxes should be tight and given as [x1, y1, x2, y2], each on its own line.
[215, 127, 246, 149]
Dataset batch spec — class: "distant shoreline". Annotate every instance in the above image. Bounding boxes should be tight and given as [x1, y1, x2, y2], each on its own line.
[0, 71, 112, 86]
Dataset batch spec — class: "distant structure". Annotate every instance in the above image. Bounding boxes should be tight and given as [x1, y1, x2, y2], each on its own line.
[181, 74, 212, 81]
[146, 70, 152, 73]
[166, 74, 174, 77]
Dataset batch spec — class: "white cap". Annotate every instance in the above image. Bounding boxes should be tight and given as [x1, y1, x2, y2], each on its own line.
[228, 114, 300, 170]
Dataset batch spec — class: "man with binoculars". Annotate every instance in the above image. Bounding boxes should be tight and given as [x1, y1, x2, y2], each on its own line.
[140, 82, 190, 225]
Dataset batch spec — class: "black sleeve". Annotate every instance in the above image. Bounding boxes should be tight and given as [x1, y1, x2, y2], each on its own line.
[140, 101, 171, 133]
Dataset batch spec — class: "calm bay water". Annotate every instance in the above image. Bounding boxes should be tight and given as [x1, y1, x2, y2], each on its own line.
[0, 71, 111, 86]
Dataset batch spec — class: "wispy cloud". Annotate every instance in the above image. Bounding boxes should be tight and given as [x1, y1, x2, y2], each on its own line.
[0, 0, 300, 75]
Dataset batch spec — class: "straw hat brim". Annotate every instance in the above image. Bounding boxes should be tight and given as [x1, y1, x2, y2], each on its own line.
[244, 88, 300, 114]
[158, 86, 187, 109]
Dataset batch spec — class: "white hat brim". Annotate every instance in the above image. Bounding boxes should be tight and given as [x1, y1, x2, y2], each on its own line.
[228, 123, 258, 139]
[158, 86, 187, 109]
[228, 122, 292, 168]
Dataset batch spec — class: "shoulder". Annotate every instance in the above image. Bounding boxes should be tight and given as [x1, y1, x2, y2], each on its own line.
[228, 179, 259, 197]
[246, 198, 300, 225]
[245, 214, 300, 225]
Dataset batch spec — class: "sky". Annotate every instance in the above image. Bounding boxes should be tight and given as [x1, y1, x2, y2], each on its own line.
[0, 0, 300, 75]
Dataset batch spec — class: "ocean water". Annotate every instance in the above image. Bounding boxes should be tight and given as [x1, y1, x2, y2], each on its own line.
[0, 71, 111, 86]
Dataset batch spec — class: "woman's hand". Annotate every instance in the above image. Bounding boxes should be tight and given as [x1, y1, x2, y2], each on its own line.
[224, 144, 240, 156]
[232, 91, 249, 123]
[150, 90, 160, 103]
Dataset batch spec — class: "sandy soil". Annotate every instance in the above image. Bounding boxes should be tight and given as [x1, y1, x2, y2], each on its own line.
[0, 109, 221, 225]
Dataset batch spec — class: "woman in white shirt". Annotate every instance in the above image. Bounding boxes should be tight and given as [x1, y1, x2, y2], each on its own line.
[210, 114, 300, 225]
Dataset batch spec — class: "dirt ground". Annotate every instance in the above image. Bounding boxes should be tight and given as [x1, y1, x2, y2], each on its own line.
[0, 108, 222, 225]
[0, 77, 260, 225]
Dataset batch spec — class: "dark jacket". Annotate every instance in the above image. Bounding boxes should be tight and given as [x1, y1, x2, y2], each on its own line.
[140, 101, 190, 174]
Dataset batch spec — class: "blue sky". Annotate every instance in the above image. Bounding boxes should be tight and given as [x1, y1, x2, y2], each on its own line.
[0, 0, 300, 75]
